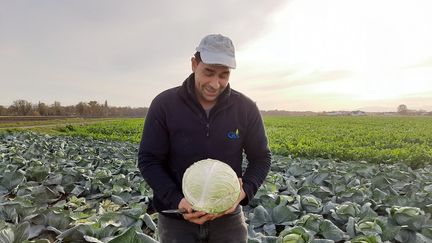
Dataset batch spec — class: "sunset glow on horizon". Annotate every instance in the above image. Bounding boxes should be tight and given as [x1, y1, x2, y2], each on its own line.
[235, 0, 432, 111]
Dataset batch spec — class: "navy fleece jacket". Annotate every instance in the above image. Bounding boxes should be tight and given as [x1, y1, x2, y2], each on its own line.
[138, 73, 271, 215]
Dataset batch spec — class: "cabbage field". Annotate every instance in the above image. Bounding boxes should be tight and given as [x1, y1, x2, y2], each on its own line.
[1, 116, 432, 242]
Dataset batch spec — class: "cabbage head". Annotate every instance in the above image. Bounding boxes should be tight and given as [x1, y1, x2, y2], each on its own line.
[182, 159, 240, 214]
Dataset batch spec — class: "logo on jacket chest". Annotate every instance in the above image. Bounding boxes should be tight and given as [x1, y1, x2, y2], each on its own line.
[227, 129, 240, 140]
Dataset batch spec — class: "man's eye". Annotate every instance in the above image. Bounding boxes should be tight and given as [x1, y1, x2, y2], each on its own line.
[220, 74, 228, 79]
[219, 73, 229, 79]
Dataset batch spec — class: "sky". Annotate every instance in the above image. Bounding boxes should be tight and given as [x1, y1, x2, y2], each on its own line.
[1, 0, 432, 112]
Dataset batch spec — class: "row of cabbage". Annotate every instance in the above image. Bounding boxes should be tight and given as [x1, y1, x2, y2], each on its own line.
[0, 132, 156, 242]
[1, 132, 432, 242]
[246, 155, 432, 242]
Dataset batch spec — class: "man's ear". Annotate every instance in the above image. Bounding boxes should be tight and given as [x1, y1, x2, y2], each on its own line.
[191, 57, 198, 72]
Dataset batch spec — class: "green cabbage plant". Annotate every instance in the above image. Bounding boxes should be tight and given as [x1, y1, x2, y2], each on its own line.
[278, 226, 311, 243]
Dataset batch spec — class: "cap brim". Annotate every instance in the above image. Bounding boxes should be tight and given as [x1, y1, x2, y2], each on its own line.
[200, 51, 236, 69]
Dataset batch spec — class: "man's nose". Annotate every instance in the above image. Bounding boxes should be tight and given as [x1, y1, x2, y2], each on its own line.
[208, 77, 221, 89]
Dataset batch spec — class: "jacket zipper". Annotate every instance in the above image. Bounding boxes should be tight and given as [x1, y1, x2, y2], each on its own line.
[204, 102, 233, 137]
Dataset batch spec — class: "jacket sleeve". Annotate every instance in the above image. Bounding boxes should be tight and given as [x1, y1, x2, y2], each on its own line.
[137, 97, 183, 210]
[240, 103, 272, 205]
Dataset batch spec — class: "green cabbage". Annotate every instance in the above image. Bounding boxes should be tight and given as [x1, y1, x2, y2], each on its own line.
[182, 159, 241, 214]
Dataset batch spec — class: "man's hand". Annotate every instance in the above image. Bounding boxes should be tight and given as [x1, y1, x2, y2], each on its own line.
[178, 178, 246, 223]
[178, 198, 213, 225]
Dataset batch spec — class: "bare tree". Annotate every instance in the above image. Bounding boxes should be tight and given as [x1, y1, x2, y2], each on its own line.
[10, 99, 33, 115]
[103, 100, 109, 116]
[397, 104, 408, 115]
[0, 105, 6, 116]
[76, 102, 88, 116]
[37, 102, 49, 116]
[1, 99, 147, 117]
[51, 101, 63, 116]
[88, 101, 103, 116]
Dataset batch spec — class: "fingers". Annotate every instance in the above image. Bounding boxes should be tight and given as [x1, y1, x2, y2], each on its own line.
[183, 210, 206, 220]
[183, 211, 213, 225]
[177, 187, 246, 225]
[207, 213, 222, 221]
[178, 198, 213, 224]
[178, 198, 194, 213]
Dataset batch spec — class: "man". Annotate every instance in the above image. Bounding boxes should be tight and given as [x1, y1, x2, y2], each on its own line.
[138, 34, 271, 242]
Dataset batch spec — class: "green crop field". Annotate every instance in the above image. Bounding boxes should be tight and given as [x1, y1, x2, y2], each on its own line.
[25, 116, 432, 167]
[1, 116, 432, 242]
[264, 116, 432, 168]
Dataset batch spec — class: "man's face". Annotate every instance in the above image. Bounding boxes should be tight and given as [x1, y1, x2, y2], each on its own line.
[191, 57, 231, 107]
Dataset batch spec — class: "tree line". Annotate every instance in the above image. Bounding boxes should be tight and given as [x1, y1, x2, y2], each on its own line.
[1, 100, 428, 117]
[0, 100, 148, 117]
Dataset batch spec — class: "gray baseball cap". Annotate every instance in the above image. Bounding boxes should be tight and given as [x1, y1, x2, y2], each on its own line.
[196, 34, 236, 69]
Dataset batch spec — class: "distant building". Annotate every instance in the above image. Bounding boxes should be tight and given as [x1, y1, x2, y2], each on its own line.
[322, 110, 366, 116]
[325, 111, 344, 116]
[351, 110, 366, 116]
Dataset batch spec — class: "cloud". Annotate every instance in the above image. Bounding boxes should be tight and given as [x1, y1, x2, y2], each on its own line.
[0, 0, 286, 106]
[0, 1, 287, 69]
[245, 69, 353, 92]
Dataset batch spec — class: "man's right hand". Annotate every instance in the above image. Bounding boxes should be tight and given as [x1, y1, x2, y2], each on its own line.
[178, 198, 214, 225]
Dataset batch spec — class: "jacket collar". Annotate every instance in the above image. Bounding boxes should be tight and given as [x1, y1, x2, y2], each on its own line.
[178, 73, 233, 114]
